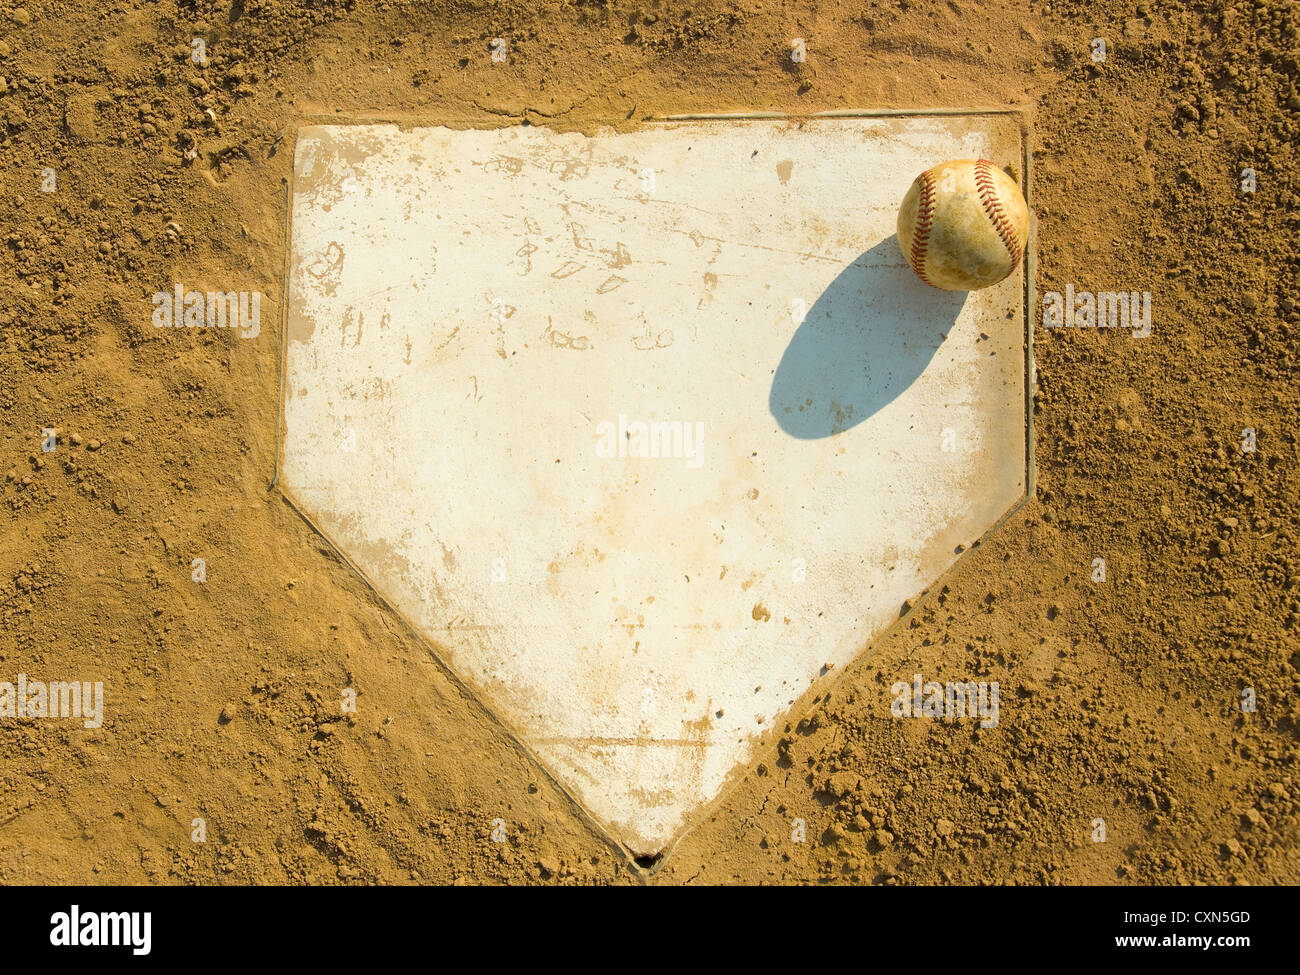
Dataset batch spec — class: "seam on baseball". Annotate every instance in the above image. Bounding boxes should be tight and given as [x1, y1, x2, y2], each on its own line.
[974, 159, 1022, 270]
[911, 170, 936, 285]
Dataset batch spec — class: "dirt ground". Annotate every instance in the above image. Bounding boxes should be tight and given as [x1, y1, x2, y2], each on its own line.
[1, 0, 1297, 885]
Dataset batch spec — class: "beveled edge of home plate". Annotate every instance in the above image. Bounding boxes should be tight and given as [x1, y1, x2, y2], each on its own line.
[269, 109, 1036, 875]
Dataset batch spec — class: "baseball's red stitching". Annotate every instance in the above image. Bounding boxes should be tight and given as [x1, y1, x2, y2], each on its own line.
[974, 158, 1022, 270]
[911, 169, 936, 285]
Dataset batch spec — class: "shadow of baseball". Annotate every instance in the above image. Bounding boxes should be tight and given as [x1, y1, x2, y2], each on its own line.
[769, 236, 967, 439]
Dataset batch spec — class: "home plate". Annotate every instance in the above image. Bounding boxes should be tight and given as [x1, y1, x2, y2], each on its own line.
[278, 114, 1030, 857]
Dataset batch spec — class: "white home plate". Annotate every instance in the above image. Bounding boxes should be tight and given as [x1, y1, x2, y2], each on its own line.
[279, 115, 1029, 856]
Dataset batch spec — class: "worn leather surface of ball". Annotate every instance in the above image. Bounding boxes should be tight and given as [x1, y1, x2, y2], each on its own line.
[896, 158, 1029, 291]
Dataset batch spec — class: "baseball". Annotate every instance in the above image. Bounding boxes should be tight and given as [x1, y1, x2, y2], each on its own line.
[896, 158, 1029, 291]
